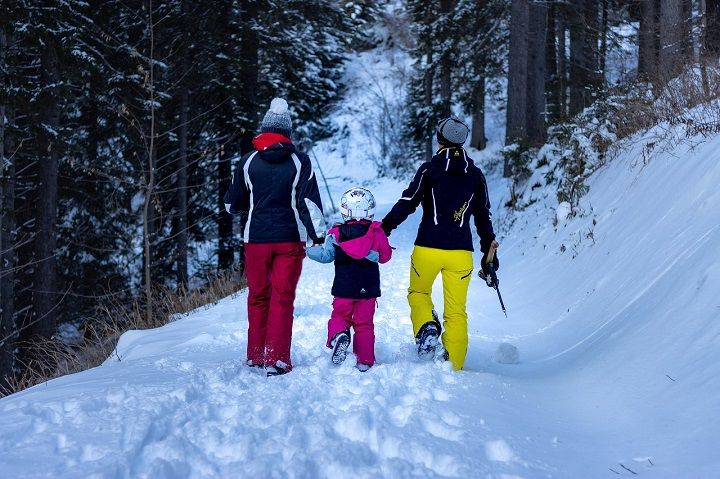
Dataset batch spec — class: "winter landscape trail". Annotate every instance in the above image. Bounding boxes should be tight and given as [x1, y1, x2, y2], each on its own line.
[2, 135, 720, 477]
[3, 48, 720, 479]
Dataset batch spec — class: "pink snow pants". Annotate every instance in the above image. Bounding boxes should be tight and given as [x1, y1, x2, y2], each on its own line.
[327, 297, 376, 366]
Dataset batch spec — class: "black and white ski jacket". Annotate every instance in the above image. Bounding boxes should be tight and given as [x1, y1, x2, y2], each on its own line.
[224, 137, 326, 244]
[381, 146, 496, 253]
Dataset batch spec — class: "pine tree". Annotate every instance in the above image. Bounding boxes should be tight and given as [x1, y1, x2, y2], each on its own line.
[455, 0, 509, 150]
[405, 0, 442, 164]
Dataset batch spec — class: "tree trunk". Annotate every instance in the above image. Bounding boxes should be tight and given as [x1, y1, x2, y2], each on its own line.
[439, 0, 453, 118]
[0, 27, 17, 387]
[526, 1, 548, 145]
[424, 46, 434, 159]
[470, 77, 486, 150]
[660, 0, 685, 78]
[175, 0, 190, 289]
[545, 3, 561, 123]
[707, 0, 720, 54]
[143, 0, 156, 324]
[639, 0, 661, 81]
[176, 81, 188, 288]
[217, 142, 234, 271]
[599, 0, 609, 81]
[681, 0, 693, 58]
[568, 1, 587, 116]
[557, 7, 567, 121]
[506, 0, 529, 152]
[236, 0, 260, 276]
[240, 0, 262, 155]
[31, 39, 61, 340]
[584, 0, 601, 95]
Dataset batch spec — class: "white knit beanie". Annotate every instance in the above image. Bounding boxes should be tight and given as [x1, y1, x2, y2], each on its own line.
[260, 98, 292, 137]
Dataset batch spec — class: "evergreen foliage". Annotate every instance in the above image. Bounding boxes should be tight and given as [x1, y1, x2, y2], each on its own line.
[0, 0, 349, 384]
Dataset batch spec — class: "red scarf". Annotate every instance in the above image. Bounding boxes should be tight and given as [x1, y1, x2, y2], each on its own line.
[252, 132, 292, 151]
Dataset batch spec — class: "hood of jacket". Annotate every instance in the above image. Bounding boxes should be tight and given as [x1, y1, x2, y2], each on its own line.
[432, 146, 473, 176]
[253, 132, 295, 164]
[329, 220, 384, 260]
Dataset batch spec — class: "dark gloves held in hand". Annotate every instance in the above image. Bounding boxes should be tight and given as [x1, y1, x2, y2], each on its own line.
[478, 251, 499, 287]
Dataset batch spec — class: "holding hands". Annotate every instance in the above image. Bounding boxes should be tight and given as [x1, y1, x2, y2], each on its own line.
[307, 234, 337, 264]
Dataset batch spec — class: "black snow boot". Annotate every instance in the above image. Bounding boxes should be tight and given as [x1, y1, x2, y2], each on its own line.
[266, 361, 291, 377]
[246, 360, 264, 370]
[330, 329, 351, 365]
[416, 311, 442, 361]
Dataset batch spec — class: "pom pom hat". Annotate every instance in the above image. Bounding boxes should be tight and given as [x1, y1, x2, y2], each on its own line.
[261, 98, 292, 137]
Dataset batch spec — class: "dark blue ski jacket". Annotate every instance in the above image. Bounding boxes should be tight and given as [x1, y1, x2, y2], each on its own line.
[224, 133, 326, 244]
[381, 146, 496, 253]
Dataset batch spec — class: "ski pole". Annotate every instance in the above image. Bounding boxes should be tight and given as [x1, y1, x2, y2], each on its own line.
[483, 244, 507, 318]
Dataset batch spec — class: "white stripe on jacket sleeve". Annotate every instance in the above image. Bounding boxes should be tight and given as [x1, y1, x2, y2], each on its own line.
[290, 153, 308, 242]
[242, 152, 258, 243]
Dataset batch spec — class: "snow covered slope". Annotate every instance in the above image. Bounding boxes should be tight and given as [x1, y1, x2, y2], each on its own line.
[2, 49, 720, 479]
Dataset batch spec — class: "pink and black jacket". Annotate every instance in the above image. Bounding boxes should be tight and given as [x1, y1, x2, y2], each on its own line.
[307, 220, 392, 299]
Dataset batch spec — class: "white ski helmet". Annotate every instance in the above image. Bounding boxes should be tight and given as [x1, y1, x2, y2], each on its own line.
[340, 187, 376, 222]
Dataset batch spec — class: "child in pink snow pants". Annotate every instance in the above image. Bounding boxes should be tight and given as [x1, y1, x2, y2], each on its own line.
[306, 187, 392, 371]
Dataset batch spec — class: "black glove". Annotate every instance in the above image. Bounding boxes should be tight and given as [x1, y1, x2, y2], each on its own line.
[312, 236, 325, 246]
[380, 221, 392, 237]
[478, 251, 499, 287]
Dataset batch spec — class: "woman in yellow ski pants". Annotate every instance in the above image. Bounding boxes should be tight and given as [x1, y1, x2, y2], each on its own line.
[408, 246, 474, 370]
[380, 117, 499, 371]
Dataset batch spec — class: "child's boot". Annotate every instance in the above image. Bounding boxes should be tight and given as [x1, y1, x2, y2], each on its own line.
[330, 329, 351, 365]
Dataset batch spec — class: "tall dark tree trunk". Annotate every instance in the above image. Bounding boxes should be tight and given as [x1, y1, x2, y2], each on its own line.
[557, 6, 567, 121]
[639, 0, 661, 81]
[527, 1, 548, 145]
[584, 0, 601, 93]
[424, 46, 434, 159]
[175, 0, 190, 288]
[217, 142, 234, 271]
[681, 0, 693, 58]
[506, 0, 529, 153]
[568, 0, 599, 115]
[0, 27, 17, 387]
[143, 0, 157, 324]
[569, 0, 588, 116]
[546, 3, 561, 123]
[470, 77, 486, 150]
[599, 0, 609, 80]
[660, 0, 685, 78]
[31, 40, 61, 340]
[240, 0, 259, 139]
[439, 0, 454, 118]
[176, 75, 189, 288]
[236, 0, 260, 275]
[707, 0, 720, 54]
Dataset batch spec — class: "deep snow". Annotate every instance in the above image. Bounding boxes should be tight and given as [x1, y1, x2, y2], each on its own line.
[2, 42, 720, 479]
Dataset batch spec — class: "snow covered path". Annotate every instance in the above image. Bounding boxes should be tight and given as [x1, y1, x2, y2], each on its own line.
[3, 167, 718, 478]
[0, 201, 546, 478]
[3, 46, 720, 478]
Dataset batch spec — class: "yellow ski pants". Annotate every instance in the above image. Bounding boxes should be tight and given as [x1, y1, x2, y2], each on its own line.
[408, 246, 473, 370]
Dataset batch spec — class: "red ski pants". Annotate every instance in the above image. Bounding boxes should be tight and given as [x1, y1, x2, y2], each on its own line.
[245, 242, 305, 369]
[327, 297, 376, 366]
